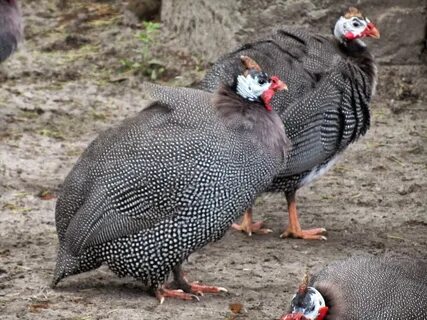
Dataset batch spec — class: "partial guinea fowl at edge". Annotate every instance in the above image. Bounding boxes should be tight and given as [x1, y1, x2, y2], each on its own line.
[280, 255, 427, 320]
[0, 0, 22, 63]
[199, 7, 380, 240]
[51, 56, 289, 303]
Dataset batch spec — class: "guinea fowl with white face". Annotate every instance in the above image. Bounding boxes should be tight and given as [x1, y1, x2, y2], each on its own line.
[0, 0, 22, 63]
[280, 255, 427, 320]
[51, 56, 289, 303]
[199, 7, 380, 240]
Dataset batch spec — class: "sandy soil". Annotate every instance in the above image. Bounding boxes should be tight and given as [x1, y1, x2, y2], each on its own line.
[1, 2, 426, 320]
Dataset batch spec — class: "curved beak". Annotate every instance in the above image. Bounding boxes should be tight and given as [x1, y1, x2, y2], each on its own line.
[272, 79, 288, 92]
[280, 312, 308, 320]
[365, 22, 380, 39]
[276, 79, 288, 91]
[269, 76, 288, 92]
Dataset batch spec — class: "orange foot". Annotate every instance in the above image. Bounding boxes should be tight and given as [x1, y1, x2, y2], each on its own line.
[155, 268, 228, 304]
[155, 283, 228, 304]
[282, 191, 327, 240]
[232, 208, 272, 236]
[155, 288, 200, 304]
[280, 227, 327, 240]
[188, 282, 228, 296]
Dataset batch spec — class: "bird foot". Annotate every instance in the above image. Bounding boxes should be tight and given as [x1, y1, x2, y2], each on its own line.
[155, 288, 200, 304]
[232, 217, 273, 236]
[232, 221, 272, 236]
[280, 227, 327, 240]
[156, 280, 228, 304]
[189, 281, 228, 296]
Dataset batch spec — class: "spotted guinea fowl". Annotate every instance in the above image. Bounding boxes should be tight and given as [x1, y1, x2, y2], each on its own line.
[0, 0, 22, 63]
[199, 7, 380, 240]
[280, 255, 427, 320]
[52, 56, 289, 302]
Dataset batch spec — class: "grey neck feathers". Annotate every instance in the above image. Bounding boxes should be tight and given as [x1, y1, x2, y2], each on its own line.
[338, 39, 377, 91]
[313, 282, 345, 320]
[337, 38, 376, 139]
[213, 85, 290, 160]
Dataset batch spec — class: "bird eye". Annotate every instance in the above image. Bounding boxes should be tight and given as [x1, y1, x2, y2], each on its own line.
[258, 79, 266, 85]
[310, 305, 315, 312]
[352, 20, 361, 27]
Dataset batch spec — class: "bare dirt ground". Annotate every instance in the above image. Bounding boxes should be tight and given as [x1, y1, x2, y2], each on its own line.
[1, 2, 426, 320]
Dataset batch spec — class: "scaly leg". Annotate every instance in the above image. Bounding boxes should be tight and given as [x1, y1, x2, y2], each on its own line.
[280, 191, 327, 240]
[155, 265, 228, 304]
[232, 208, 272, 236]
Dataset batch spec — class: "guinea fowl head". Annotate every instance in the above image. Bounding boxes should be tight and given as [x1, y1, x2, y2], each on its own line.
[334, 7, 380, 43]
[236, 55, 287, 111]
[280, 275, 328, 320]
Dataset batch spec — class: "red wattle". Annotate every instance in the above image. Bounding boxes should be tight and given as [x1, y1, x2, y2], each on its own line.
[317, 306, 329, 320]
[345, 31, 356, 40]
[280, 313, 306, 320]
[261, 89, 274, 111]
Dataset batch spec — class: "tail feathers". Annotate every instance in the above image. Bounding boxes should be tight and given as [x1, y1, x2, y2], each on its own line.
[51, 247, 80, 288]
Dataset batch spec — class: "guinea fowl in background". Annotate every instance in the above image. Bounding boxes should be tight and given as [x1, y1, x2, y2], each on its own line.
[280, 255, 427, 320]
[51, 56, 289, 302]
[199, 7, 380, 240]
[0, 0, 22, 63]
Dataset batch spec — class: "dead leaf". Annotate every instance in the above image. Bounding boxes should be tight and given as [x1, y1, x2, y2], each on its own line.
[29, 303, 49, 313]
[229, 303, 243, 314]
[37, 190, 57, 200]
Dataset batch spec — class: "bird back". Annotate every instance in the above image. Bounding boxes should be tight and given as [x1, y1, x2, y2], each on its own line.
[311, 255, 427, 320]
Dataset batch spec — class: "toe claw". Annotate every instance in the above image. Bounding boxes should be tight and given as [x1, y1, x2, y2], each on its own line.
[280, 227, 327, 240]
[258, 228, 273, 235]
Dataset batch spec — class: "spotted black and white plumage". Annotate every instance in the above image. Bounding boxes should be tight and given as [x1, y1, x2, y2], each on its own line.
[52, 76, 289, 290]
[0, 0, 22, 63]
[199, 18, 377, 198]
[282, 255, 427, 320]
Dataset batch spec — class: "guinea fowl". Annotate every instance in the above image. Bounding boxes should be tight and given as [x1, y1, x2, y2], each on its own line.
[0, 0, 22, 63]
[199, 7, 380, 240]
[52, 56, 289, 302]
[280, 255, 427, 320]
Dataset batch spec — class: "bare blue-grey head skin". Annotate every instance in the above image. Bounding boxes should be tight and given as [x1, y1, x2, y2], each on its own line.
[51, 55, 289, 301]
[280, 256, 427, 320]
[0, 0, 22, 63]
[199, 7, 380, 239]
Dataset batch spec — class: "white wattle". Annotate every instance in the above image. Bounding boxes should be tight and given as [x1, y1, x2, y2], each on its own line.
[236, 74, 270, 101]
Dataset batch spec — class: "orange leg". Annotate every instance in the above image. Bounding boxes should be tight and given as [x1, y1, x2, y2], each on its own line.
[232, 208, 272, 236]
[155, 265, 227, 304]
[280, 191, 327, 240]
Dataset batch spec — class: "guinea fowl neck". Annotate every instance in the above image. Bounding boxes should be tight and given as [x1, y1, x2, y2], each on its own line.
[314, 284, 345, 320]
[338, 39, 377, 88]
[213, 85, 289, 160]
